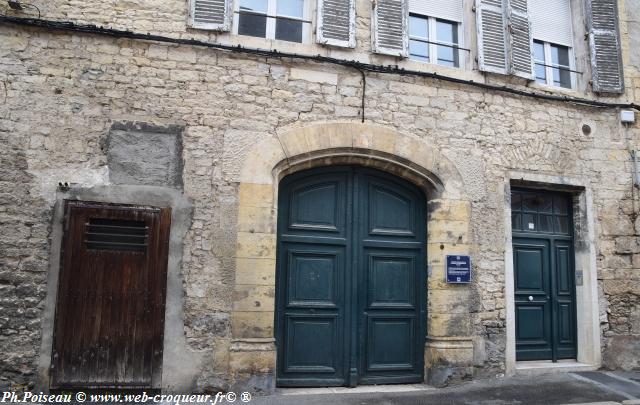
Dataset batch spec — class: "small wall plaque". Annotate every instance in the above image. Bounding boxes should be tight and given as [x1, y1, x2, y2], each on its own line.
[446, 255, 471, 284]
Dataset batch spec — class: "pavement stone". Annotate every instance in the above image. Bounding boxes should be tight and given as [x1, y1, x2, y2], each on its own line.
[252, 372, 640, 405]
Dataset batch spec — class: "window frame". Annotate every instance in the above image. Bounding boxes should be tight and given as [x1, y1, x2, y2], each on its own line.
[232, 0, 311, 44]
[408, 13, 462, 68]
[533, 40, 576, 90]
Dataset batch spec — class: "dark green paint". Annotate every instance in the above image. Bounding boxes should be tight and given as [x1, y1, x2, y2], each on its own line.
[512, 189, 577, 362]
[275, 167, 426, 387]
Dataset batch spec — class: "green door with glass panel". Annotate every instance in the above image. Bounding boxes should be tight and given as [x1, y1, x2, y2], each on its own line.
[275, 166, 426, 387]
[511, 189, 577, 361]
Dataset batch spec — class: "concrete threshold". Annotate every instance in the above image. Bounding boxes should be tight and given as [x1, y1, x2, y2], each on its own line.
[278, 384, 435, 396]
[515, 360, 597, 376]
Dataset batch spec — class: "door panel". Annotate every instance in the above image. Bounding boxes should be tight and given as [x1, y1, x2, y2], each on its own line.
[368, 184, 415, 236]
[276, 167, 426, 387]
[512, 189, 576, 362]
[286, 250, 341, 308]
[51, 201, 171, 389]
[367, 253, 415, 308]
[277, 170, 350, 386]
[366, 316, 415, 371]
[284, 315, 340, 373]
[554, 240, 576, 359]
[513, 238, 553, 360]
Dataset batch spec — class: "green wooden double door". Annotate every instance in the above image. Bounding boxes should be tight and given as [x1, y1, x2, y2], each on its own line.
[512, 189, 577, 361]
[275, 166, 427, 387]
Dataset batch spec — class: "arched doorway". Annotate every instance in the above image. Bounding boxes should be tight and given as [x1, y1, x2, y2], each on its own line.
[275, 166, 427, 387]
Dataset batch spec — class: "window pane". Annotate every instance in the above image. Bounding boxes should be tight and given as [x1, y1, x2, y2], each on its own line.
[551, 44, 570, 66]
[554, 216, 569, 234]
[533, 41, 545, 61]
[539, 214, 553, 233]
[511, 193, 522, 211]
[512, 213, 522, 231]
[240, 0, 267, 13]
[436, 19, 458, 67]
[539, 195, 553, 213]
[276, 18, 303, 42]
[277, 0, 304, 18]
[552, 67, 571, 88]
[409, 39, 429, 62]
[238, 13, 267, 38]
[535, 63, 547, 84]
[436, 19, 455, 43]
[553, 196, 568, 214]
[523, 194, 538, 212]
[523, 213, 536, 231]
[533, 41, 546, 84]
[551, 44, 571, 88]
[409, 15, 428, 39]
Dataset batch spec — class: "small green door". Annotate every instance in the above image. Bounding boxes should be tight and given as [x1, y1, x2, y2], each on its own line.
[275, 166, 426, 387]
[512, 189, 577, 361]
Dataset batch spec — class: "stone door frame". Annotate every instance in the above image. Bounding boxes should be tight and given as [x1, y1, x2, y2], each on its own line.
[230, 122, 477, 388]
[503, 172, 601, 376]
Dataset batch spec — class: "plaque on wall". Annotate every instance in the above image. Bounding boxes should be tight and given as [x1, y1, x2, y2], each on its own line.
[446, 255, 471, 284]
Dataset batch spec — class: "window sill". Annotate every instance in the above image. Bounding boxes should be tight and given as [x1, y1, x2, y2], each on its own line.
[526, 81, 587, 98]
[215, 33, 324, 56]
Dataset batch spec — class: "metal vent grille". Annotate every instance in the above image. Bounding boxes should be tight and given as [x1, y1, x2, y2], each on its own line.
[85, 218, 148, 252]
[194, 0, 226, 25]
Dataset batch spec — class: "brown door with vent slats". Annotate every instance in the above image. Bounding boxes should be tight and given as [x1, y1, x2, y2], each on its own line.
[51, 201, 171, 390]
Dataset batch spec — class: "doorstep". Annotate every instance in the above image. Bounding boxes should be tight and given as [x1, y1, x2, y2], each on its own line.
[278, 384, 435, 396]
[516, 360, 598, 376]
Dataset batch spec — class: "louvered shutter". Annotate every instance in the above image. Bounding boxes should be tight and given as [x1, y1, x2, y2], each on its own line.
[506, 0, 534, 79]
[476, 0, 507, 74]
[586, 0, 624, 93]
[317, 0, 357, 47]
[189, 0, 232, 31]
[372, 0, 408, 56]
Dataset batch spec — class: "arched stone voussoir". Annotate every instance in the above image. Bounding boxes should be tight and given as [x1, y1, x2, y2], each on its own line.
[238, 136, 287, 185]
[270, 122, 467, 200]
[237, 122, 467, 199]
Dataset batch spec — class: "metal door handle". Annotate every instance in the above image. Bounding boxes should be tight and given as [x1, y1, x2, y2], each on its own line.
[528, 296, 533, 301]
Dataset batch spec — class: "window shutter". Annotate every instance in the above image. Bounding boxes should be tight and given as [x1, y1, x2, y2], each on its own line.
[317, 0, 357, 47]
[371, 0, 408, 57]
[476, 0, 507, 74]
[506, 0, 534, 79]
[189, 0, 232, 31]
[586, 0, 624, 93]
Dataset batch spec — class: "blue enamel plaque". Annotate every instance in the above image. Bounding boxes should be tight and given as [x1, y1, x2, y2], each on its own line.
[445, 255, 471, 284]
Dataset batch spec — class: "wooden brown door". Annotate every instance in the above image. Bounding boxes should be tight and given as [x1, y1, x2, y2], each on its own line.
[51, 201, 171, 390]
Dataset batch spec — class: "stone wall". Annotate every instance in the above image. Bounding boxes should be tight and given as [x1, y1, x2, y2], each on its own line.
[0, 0, 639, 391]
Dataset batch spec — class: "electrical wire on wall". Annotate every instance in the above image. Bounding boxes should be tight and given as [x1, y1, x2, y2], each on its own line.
[1, 14, 640, 118]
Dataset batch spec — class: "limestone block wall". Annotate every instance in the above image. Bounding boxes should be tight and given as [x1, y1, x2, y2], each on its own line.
[0, 0, 639, 390]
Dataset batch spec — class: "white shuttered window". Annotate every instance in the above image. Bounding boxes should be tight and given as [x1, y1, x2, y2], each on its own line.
[529, 0, 575, 88]
[408, 0, 463, 68]
[234, 0, 311, 43]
